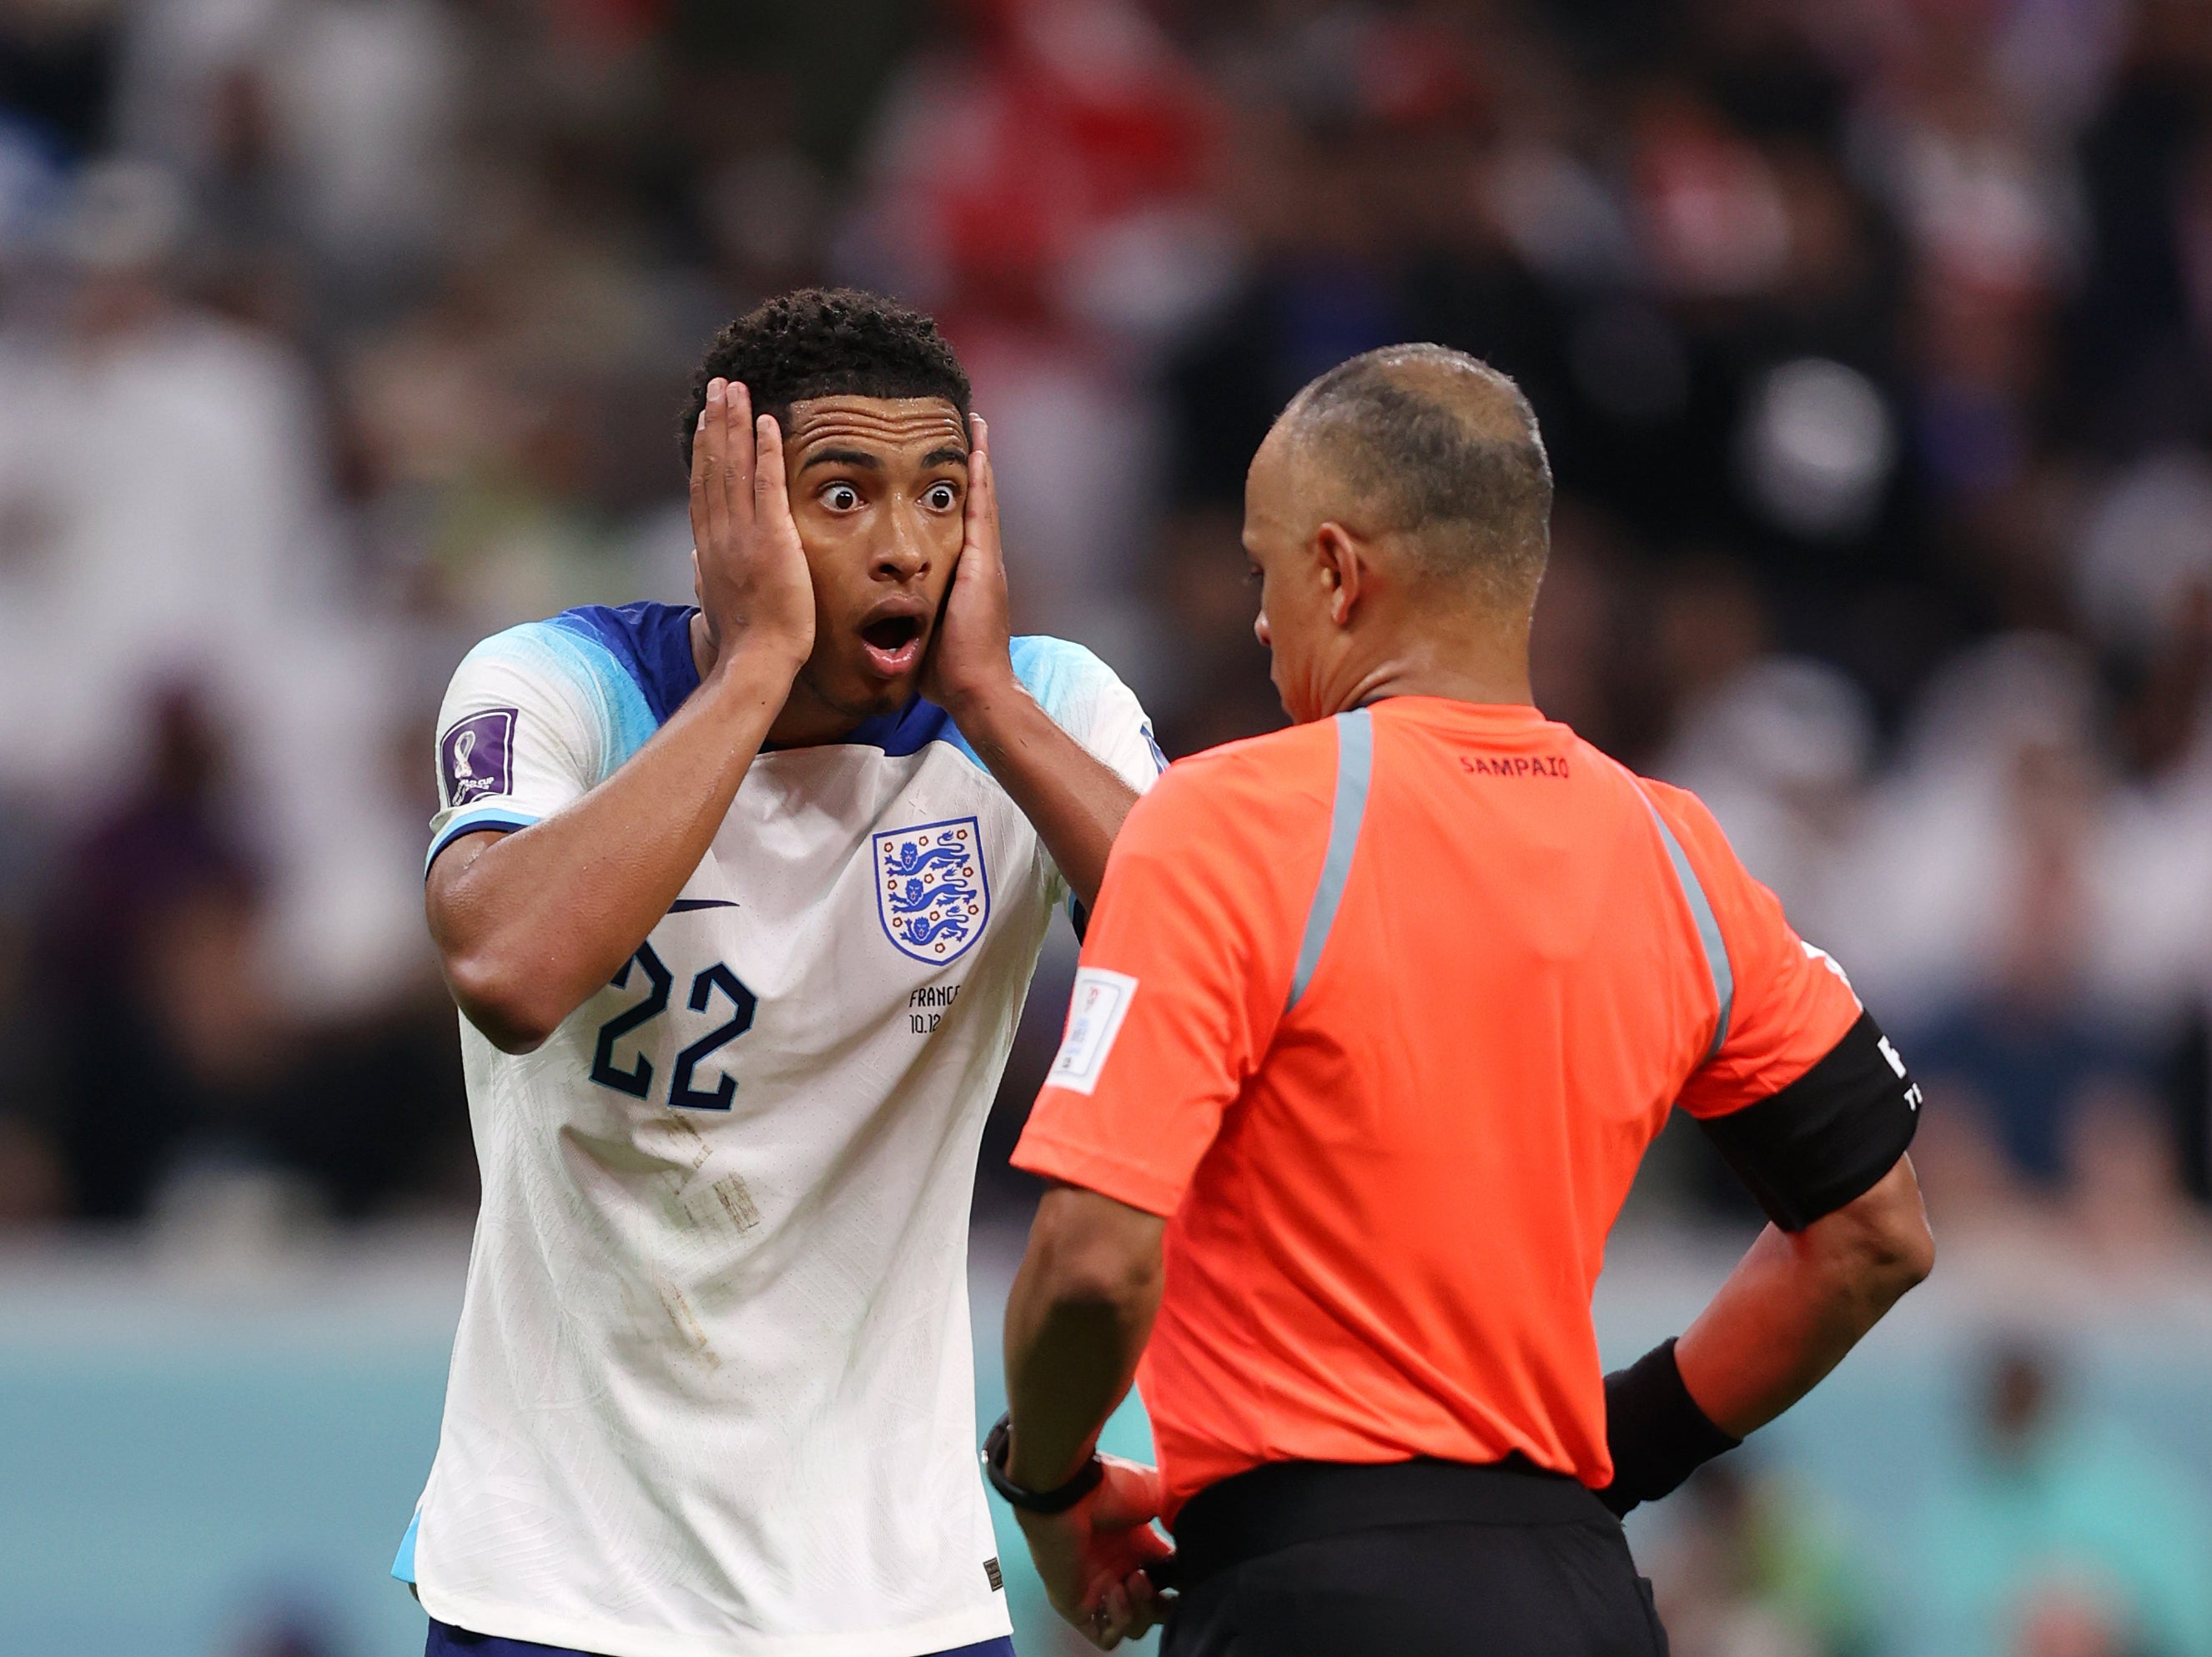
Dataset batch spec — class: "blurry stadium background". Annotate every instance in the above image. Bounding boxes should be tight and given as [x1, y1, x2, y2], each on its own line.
[2, 0, 2211, 1652]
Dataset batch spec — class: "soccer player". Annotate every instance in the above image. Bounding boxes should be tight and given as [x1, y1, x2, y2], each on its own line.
[393, 289, 1164, 1657]
[989, 344, 1934, 1653]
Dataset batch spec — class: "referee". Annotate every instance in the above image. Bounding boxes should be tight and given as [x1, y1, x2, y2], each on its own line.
[985, 344, 1934, 1654]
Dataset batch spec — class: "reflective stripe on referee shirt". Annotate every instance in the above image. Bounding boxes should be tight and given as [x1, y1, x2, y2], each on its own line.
[1288, 706, 1375, 1010]
[1636, 784, 1735, 1060]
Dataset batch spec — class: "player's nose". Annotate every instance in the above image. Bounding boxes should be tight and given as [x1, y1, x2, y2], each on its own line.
[1254, 610, 1272, 649]
[872, 507, 928, 580]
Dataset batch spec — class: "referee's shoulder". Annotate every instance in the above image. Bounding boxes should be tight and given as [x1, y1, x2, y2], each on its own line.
[1616, 764, 1742, 873]
[1125, 721, 1339, 840]
[1159, 721, 1338, 799]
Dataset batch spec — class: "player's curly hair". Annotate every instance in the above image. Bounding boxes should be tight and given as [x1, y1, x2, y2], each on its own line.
[677, 288, 972, 470]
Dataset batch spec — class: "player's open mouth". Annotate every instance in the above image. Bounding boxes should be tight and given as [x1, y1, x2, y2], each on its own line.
[858, 613, 927, 677]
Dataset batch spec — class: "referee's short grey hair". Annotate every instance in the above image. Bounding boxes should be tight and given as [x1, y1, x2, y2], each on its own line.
[1284, 344, 1553, 608]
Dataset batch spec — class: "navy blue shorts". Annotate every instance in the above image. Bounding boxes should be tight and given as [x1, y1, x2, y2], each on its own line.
[426, 1619, 1015, 1657]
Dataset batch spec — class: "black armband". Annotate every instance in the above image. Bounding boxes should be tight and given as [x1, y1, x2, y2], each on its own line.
[982, 1413, 1104, 1514]
[1698, 1010, 1922, 1232]
[1596, 1337, 1739, 1519]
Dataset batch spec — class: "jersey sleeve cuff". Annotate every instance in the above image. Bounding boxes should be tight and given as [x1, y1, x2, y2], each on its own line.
[425, 809, 543, 875]
[1010, 1122, 1188, 1218]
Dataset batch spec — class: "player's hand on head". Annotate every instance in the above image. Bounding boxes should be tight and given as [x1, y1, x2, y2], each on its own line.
[690, 376, 815, 677]
[921, 413, 1013, 715]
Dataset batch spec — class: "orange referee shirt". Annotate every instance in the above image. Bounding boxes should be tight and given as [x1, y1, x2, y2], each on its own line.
[1011, 696, 1865, 1522]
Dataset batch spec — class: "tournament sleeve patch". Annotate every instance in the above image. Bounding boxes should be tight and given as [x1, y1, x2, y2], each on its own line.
[440, 708, 517, 808]
[1697, 1009, 1923, 1231]
[1047, 967, 1139, 1096]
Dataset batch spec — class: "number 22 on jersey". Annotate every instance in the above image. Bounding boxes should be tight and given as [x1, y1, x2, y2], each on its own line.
[591, 942, 757, 1111]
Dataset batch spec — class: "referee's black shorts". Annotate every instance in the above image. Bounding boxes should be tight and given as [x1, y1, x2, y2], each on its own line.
[1159, 1458, 1669, 1657]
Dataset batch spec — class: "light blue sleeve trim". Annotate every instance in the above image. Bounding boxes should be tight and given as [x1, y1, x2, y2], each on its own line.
[424, 616, 664, 871]
[1008, 635, 1114, 726]
[1006, 635, 1164, 923]
[1008, 636, 1091, 909]
[1008, 634, 1165, 770]
[1638, 790, 1736, 1060]
[1288, 708, 1374, 1010]
[425, 808, 541, 874]
[390, 1507, 420, 1584]
[500, 619, 661, 780]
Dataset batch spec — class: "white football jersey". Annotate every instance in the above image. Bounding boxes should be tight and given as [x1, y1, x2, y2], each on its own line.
[395, 602, 1163, 1657]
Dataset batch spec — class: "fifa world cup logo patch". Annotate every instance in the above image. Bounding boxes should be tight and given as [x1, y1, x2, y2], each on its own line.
[440, 708, 516, 808]
[873, 816, 990, 965]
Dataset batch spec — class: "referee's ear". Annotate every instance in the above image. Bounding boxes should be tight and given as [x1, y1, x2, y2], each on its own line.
[1313, 521, 1368, 628]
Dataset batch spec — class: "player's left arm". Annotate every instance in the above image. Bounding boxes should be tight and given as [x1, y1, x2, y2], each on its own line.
[923, 416, 1141, 911]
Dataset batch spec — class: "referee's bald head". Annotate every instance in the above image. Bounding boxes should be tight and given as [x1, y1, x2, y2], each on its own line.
[1273, 344, 1554, 614]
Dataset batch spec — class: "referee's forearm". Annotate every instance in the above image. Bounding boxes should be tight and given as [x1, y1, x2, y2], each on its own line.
[1003, 1187, 1164, 1489]
[1675, 1155, 1933, 1439]
[1004, 1294, 1144, 1490]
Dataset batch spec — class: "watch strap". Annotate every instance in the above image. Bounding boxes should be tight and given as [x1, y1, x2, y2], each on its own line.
[982, 1412, 1106, 1514]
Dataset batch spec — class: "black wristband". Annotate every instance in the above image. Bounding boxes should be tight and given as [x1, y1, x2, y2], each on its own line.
[981, 1412, 1105, 1514]
[1595, 1337, 1740, 1518]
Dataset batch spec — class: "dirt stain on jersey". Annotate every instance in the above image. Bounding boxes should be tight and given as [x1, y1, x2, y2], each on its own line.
[707, 1172, 761, 1234]
[656, 1279, 721, 1371]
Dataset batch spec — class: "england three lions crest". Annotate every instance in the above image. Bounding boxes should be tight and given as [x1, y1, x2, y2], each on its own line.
[874, 817, 991, 964]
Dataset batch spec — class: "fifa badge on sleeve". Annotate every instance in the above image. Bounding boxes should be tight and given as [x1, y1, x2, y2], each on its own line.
[440, 708, 517, 808]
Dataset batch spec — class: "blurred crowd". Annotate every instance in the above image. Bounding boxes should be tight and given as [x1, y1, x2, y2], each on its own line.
[0, 1, 2208, 1648]
[0, 0, 2210, 1378]
[0, 0, 2205, 1253]
[1649, 1341, 2212, 1657]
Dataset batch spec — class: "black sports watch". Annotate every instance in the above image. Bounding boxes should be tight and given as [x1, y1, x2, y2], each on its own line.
[981, 1412, 1105, 1514]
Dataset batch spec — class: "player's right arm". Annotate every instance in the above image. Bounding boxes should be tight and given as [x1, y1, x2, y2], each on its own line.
[426, 379, 812, 1054]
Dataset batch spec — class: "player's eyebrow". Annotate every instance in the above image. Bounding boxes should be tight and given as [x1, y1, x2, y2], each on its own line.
[920, 444, 971, 469]
[799, 447, 882, 474]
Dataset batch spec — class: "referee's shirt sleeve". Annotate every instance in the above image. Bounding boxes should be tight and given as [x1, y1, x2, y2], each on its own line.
[1011, 743, 1329, 1218]
[1649, 781, 1923, 1231]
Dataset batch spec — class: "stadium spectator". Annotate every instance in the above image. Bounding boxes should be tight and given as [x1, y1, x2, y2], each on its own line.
[31, 684, 263, 1220]
[0, 0, 2204, 1358]
[1646, 1459, 1878, 1657]
[1907, 1343, 2212, 1657]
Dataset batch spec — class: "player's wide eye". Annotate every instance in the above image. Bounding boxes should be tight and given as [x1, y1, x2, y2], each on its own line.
[923, 483, 958, 510]
[822, 483, 861, 511]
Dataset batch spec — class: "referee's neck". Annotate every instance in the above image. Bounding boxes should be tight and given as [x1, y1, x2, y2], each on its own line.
[1327, 645, 1534, 719]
